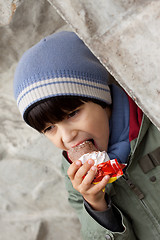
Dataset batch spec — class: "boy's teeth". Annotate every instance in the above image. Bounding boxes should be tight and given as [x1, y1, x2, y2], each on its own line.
[79, 139, 94, 147]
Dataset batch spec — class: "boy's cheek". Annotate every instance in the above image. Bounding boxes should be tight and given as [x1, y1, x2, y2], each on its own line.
[45, 135, 63, 150]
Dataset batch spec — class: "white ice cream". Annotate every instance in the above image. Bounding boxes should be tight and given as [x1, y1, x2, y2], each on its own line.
[79, 151, 110, 165]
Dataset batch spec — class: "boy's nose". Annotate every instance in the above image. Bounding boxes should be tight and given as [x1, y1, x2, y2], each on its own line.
[60, 126, 77, 144]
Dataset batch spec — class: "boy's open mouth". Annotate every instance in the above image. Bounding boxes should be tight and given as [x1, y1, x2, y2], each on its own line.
[70, 138, 98, 151]
[87, 139, 94, 145]
[88, 139, 98, 150]
[77, 139, 98, 150]
[68, 138, 98, 162]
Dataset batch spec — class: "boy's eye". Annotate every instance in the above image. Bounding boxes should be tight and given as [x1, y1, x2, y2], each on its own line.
[68, 110, 79, 118]
[43, 125, 55, 133]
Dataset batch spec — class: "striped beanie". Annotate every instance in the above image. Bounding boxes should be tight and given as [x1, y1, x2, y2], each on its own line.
[14, 31, 111, 122]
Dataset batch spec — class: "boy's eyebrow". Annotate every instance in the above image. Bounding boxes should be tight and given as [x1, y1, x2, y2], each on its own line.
[62, 108, 78, 115]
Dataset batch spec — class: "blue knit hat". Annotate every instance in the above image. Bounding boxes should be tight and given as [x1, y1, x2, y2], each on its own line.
[14, 31, 111, 122]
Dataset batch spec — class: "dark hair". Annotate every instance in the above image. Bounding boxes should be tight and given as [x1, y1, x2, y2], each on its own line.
[27, 96, 108, 132]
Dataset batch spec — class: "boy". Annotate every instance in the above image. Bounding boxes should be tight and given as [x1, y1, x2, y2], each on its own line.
[14, 31, 160, 240]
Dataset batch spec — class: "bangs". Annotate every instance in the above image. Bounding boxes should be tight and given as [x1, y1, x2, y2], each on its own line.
[26, 96, 107, 132]
[27, 96, 86, 132]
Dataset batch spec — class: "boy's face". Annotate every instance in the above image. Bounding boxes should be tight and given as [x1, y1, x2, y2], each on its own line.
[43, 102, 111, 153]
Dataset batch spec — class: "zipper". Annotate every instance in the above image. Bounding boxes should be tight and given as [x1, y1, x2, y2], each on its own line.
[122, 116, 160, 236]
[123, 173, 160, 236]
[122, 115, 146, 198]
[122, 173, 144, 200]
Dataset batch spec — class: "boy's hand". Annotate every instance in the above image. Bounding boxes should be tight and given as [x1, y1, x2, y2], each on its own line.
[67, 159, 110, 211]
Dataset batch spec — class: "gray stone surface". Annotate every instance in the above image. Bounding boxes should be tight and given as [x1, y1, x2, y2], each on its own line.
[0, 0, 81, 239]
[0, 0, 23, 26]
[50, 0, 160, 130]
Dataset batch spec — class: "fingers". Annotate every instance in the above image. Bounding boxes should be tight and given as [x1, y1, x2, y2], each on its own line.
[67, 160, 82, 181]
[81, 165, 97, 189]
[67, 159, 96, 189]
[67, 159, 111, 194]
[91, 175, 110, 193]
